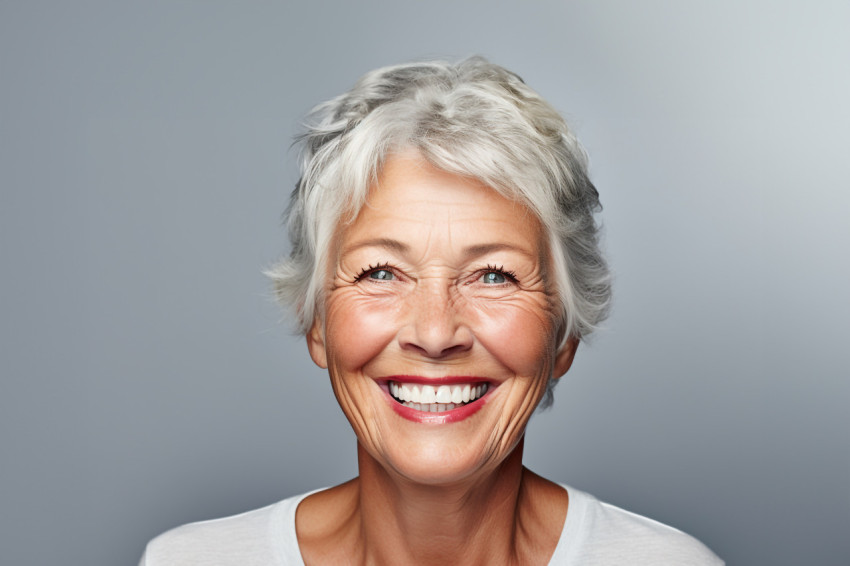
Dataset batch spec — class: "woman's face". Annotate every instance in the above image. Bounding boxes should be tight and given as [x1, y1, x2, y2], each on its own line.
[308, 152, 577, 485]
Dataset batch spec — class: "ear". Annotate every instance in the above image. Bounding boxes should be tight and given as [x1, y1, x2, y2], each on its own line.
[552, 336, 579, 381]
[306, 318, 328, 369]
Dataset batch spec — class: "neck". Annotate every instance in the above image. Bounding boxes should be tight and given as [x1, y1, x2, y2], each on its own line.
[354, 438, 529, 565]
[294, 438, 568, 565]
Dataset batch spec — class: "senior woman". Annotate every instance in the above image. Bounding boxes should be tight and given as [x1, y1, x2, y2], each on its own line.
[141, 57, 722, 565]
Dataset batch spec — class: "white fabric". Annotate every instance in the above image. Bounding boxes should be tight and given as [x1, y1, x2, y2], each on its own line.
[140, 485, 723, 565]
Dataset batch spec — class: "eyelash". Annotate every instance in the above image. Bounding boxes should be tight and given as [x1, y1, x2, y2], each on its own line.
[481, 264, 518, 283]
[353, 263, 518, 283]
[354, 262, 393, 282]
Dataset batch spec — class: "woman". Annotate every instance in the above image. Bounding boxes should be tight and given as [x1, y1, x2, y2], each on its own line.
[141, 57, 722, 565]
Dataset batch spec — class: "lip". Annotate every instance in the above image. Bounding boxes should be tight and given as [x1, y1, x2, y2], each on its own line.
[378, 376, 495, 424]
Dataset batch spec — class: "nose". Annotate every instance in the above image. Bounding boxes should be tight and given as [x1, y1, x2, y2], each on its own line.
[397, 281, 473, 359]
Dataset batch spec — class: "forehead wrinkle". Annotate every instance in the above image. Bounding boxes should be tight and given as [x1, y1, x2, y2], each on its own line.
[445, 200, 455, 257]
[339, 237, 410, 258]
[460, 243, 539, 263]
[412, 213, 440, 268]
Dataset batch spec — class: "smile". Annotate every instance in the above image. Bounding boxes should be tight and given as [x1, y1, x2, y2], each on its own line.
[388, 381, 490, 413]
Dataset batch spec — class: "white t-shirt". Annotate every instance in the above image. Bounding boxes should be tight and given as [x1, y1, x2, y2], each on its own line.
[140, 485, 723, 565]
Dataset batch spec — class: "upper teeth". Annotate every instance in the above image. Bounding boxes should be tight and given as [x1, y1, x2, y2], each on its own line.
[389, 382, 488, 405]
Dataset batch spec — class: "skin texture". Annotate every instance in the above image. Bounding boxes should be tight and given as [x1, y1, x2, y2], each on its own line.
[298, 152, 578, 565]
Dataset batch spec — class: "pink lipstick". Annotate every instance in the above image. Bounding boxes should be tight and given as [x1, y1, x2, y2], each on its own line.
[380, 376, 494, 424]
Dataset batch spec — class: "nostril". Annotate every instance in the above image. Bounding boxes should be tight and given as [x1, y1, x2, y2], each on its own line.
[438, 342, 473, 358]
[398, 324, 473, 359]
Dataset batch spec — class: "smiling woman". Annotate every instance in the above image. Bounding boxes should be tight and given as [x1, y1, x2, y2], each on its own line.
[139, 57, 723, 565]
[309, 154, 571, 487]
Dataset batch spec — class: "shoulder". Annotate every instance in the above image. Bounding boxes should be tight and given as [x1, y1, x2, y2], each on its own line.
[554, 485, 724, 565]
[139, 492, 312, 566]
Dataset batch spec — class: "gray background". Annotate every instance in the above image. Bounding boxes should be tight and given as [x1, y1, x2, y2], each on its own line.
[2, 1, 848, 564]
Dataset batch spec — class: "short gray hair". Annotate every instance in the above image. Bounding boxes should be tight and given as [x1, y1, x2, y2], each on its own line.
[268, 57, 611, 401]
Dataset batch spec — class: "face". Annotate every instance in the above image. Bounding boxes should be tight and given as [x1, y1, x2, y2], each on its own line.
[307, 152, 578, 485]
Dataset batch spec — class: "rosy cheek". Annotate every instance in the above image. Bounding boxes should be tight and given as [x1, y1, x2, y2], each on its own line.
[325, 296, 399, 371]
[474, 303, 554, 373]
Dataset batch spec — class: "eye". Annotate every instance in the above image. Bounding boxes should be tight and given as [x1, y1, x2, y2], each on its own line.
[478, 265, 517, 285]
[355, 263, 396, 282]
[481, 271, 507, 284]
[369, 269, 394, 281]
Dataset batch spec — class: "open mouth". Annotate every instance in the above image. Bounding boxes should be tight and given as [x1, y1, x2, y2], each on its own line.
[388, 381, 489, 413]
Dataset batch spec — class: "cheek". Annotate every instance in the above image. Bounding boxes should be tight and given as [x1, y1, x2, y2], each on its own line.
[473, 300, 557, 374]
[324, 294, 399, 371]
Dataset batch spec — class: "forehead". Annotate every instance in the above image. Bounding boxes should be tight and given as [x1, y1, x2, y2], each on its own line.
[339, 153, 545, 255]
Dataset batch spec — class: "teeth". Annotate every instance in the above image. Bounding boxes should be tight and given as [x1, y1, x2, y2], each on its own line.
[451, 387, 463, 404]
[420, 385, 436, 404]
[390, 382, 489, 412]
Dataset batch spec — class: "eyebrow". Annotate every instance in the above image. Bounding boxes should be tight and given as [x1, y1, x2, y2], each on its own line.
[459, 243, 536, 260]
[340, 238, 411, 256]
[340, 239, 536, 260]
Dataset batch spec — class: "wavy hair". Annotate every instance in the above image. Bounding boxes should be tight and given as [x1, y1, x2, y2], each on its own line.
[267, 57, 611, 405]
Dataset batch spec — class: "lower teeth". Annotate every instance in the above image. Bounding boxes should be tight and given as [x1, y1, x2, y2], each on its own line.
[402, 402, 459, 413]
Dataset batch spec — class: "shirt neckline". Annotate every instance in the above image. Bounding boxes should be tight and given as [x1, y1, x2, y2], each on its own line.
[272, 483, 589, 565]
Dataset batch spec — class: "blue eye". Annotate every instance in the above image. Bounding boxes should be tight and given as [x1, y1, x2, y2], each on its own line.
[481, 271, 506, 284]
[369, 269, 394, 281]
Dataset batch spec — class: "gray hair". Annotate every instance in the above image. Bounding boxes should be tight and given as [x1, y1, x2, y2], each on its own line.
[267, 57, 611, 405]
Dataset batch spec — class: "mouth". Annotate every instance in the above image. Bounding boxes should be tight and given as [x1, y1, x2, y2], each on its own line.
[380, 376, 494, 424]
[387, 380, 490, 414]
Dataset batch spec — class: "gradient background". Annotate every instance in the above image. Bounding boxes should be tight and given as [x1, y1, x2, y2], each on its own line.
[2, 1, 848, 564]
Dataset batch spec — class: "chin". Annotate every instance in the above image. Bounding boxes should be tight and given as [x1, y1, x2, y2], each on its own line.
[365, 431, 518, 488]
